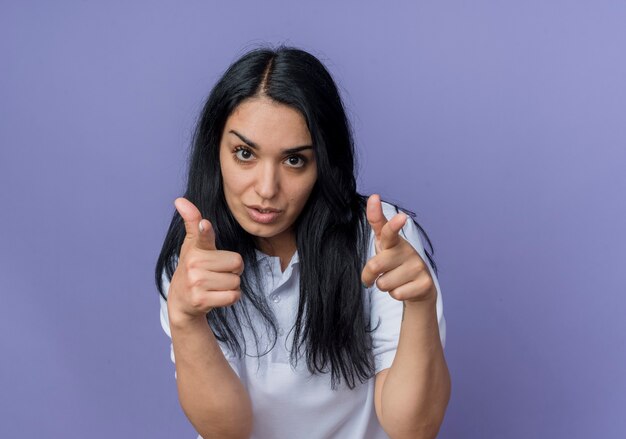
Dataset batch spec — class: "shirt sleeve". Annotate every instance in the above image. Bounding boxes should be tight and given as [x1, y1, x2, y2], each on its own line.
[369, 202, 447, 374]
[158, 268, 242, 380]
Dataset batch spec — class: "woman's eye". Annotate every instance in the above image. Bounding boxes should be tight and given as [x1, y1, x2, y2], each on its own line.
[285, 155, 306, 168]
[234, 147, 254, 161]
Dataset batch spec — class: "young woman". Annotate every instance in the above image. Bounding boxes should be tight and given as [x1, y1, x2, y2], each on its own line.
[155, 46, 450, 439]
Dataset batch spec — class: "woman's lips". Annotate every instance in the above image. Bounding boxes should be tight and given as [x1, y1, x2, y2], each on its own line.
[245, 206, 282, 224]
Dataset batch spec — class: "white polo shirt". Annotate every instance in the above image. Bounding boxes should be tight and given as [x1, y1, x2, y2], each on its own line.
[159, 202, 446, 438]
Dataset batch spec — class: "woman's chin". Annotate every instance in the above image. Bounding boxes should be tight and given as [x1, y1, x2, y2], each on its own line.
[239, 220, 281, 238]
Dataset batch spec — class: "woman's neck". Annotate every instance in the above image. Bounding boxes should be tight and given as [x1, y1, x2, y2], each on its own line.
[255, 233, 297, 272]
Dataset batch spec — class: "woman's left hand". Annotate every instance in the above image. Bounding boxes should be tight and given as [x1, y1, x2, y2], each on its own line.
[361, 194, 437, 303]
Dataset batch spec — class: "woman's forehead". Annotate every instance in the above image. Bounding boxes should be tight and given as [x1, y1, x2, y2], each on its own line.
[223, 98, 312, 150]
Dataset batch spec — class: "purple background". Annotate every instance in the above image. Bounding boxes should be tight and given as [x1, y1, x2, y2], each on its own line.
[2, 1, 625, 438]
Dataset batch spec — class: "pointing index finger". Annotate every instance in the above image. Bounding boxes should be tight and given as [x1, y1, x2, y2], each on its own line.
[197, 218, 217, 251]
[174, 197, 216, 251]
[379, 212, 407, 251]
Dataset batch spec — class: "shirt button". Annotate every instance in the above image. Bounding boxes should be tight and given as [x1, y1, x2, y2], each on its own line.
[270, 293, 280, 303]
[278, 328, 285, 336]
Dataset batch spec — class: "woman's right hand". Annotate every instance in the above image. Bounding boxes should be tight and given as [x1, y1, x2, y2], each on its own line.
[167, 197, 244, 326]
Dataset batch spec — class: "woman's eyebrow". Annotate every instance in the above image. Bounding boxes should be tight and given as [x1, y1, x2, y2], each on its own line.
[229, 130, 313, 154]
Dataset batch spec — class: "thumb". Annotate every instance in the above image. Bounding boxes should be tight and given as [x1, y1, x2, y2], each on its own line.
[366, 194, 387, 240]
[174, 197, 216, 251]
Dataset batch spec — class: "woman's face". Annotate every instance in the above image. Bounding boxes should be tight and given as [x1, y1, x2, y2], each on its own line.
[219, 97, 317, 252]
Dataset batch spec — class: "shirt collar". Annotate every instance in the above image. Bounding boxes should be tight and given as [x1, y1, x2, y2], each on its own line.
[254, 249, 300, 266]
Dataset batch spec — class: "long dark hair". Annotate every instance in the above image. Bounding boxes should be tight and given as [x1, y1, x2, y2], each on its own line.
[155, 45, 437, 389]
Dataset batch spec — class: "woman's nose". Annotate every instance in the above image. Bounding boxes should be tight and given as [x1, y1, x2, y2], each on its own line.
[254, 162, 279, 200]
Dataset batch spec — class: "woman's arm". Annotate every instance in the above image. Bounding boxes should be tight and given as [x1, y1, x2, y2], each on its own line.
[169, 312, 253, 439]
[374, 296, 450, 439]
[164, 198, 253, 439]
[362, 195, 451, 438]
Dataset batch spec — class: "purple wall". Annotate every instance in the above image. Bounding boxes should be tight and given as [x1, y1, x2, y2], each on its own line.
[2, 1, 624, 437]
